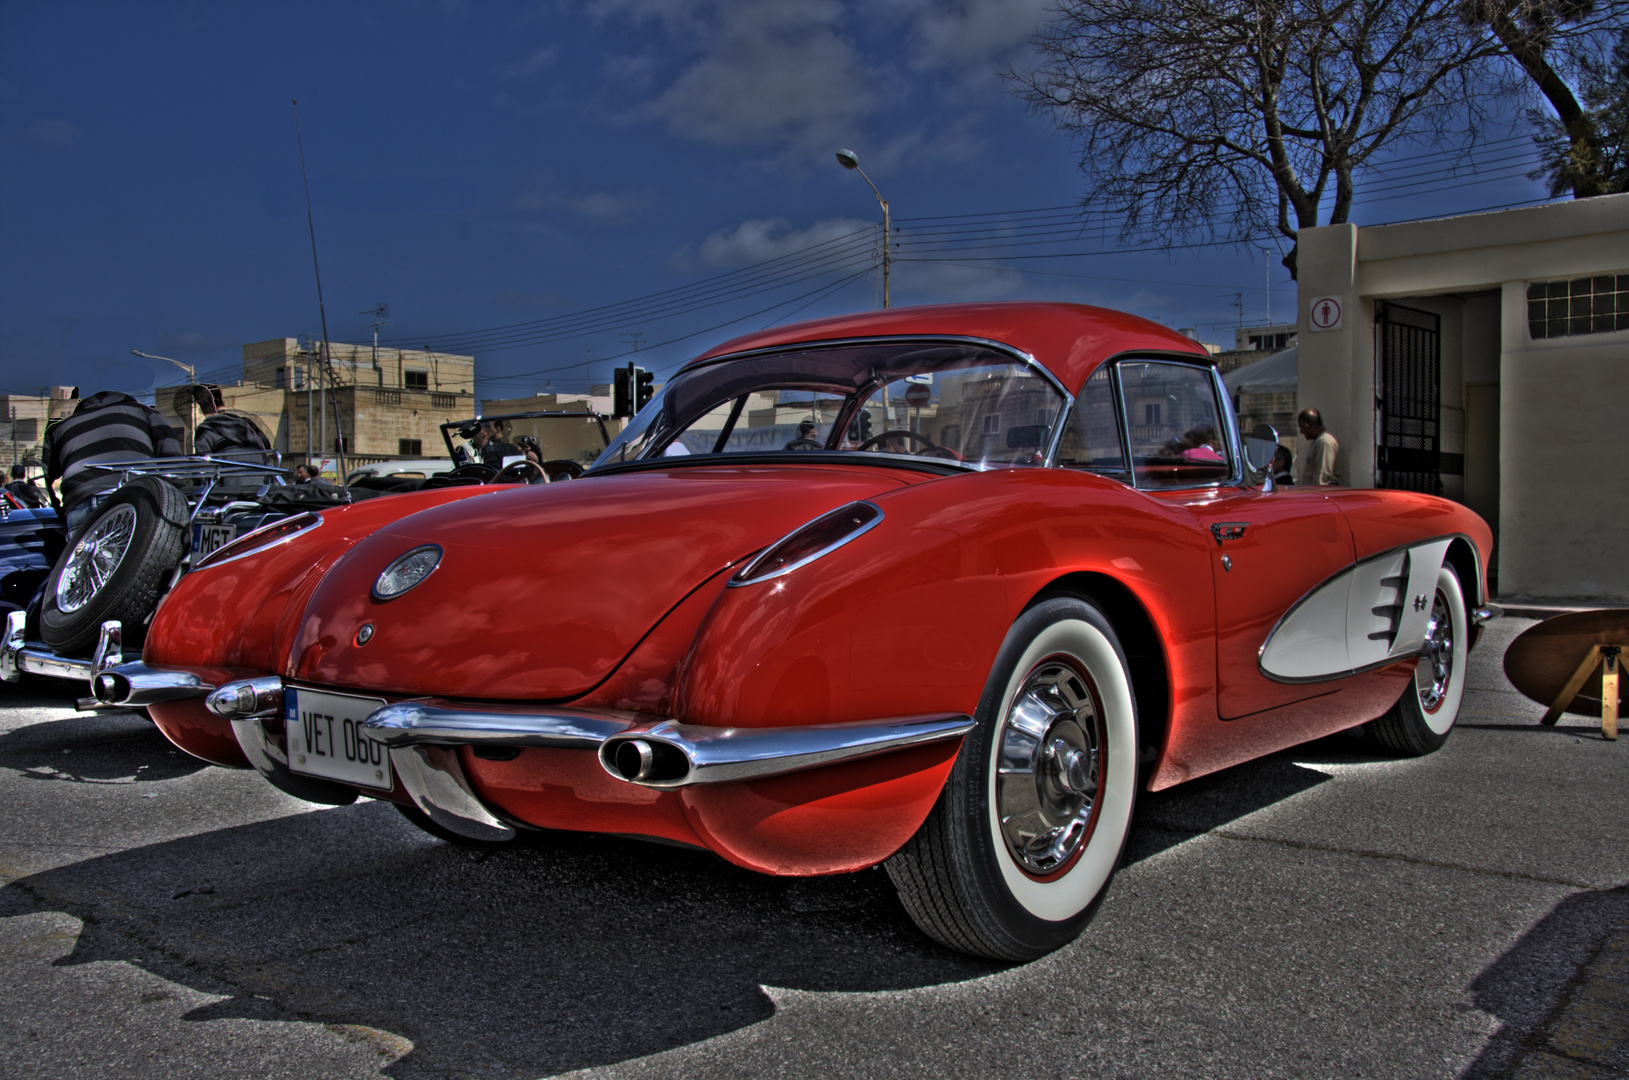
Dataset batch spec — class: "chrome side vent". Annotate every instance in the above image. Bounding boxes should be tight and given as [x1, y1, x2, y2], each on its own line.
[1368, 562, 1409, 647]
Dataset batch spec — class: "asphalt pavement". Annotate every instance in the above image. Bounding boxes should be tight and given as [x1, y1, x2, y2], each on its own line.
[1, 615, 1624, 1080]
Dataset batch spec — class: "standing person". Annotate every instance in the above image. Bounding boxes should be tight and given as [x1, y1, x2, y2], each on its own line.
[42, 390, 181, 540]
[6, 464, 45, 508]
[1296, 407, 1340, 486]
[192, 385, 271, 457]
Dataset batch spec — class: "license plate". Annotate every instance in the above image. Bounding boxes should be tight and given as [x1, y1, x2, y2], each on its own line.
[192, 523, 236, 558]
[285, 687, 393, 790]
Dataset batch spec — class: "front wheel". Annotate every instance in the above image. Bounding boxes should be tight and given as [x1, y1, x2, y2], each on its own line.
[886, 596, 1139, 961]
[1365, 565, 1468, 756]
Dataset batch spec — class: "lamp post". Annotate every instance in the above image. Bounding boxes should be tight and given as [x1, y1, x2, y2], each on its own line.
[835, 148, 891, 308]
[130, 349, 196, 454]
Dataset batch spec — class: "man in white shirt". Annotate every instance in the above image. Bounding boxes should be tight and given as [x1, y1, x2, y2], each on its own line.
[1296, 408, 1340, 486]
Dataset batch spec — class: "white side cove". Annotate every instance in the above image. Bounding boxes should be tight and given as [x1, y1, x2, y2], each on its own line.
[1259, 539, 1452, 683]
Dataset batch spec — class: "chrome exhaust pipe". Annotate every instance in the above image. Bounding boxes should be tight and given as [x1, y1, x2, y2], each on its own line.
[90, 662, 214, 706]
[597, 714, 975, 790]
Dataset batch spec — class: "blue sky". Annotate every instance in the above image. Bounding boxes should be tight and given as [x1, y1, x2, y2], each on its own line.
[0, 0, 1556, 401]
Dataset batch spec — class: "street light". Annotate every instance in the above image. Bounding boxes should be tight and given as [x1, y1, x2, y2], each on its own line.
[835, 148, 891, 308]
[131, 349, 196, 454]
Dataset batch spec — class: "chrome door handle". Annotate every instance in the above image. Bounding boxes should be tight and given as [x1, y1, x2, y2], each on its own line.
[1210, 522, 1249, 544]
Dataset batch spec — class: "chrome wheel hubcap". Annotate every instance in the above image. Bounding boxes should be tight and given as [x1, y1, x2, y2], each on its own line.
[55, 504, 138, 614]
[996, 659, 1102, 875]
[1416, 590, 1454, 712]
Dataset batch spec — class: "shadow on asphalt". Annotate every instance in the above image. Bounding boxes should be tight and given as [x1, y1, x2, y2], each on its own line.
[0, 711, 210, 785]
[0, 722, 1394, 1077]
[1461, 883, 1629, 1078]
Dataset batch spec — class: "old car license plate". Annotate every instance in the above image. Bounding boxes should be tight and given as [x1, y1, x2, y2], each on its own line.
[285, 687, 393, 790]
[192, 523, 235, 558]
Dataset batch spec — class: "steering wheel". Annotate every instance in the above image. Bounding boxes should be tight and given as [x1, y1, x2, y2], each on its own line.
[857, 430, 941, 455]
[492, 460, 546, 484]
[541, 459, 584, 481]
[783, 438, 823, 451]
[445, 462, 497, 482]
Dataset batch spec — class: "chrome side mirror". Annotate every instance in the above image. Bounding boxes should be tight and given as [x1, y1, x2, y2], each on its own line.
[1244, 424, 1280, 492]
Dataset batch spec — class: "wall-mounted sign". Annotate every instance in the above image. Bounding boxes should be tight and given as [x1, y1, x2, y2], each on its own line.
[1309, 296, 1344, 331]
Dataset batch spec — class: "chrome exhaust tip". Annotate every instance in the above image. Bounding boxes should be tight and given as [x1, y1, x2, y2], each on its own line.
[91, 670, 131, 704]
[602, 735, 690, 785]
[89, 662, 213, 706]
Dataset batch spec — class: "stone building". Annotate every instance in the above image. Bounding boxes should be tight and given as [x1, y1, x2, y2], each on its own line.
[0, 386, 79, 471]
[156, 340, 478, 470]
[1294, 192, 1629, 599]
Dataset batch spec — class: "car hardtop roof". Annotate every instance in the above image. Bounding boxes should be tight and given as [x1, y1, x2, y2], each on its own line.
[689, 301, 1211, 391]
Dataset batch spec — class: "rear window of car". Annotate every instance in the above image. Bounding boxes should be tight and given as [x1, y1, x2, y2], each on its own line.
[594, 342, 1068, 472]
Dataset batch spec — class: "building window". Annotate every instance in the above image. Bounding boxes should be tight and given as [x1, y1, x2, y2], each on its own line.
[399, 438, 422, 456]
[1528, 275, 1629, 338]
[982, 414, 1001, 435]
[1143, 402, 1162, 426]
[405, 370, 429, 391]
[274, 367, 286, 389]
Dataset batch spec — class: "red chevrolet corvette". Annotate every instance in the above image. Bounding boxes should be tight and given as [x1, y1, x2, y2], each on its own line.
[96, 302, 1496, 961]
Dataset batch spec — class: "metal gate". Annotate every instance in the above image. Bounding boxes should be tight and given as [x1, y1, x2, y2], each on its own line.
[1374, 302, 1442, 495]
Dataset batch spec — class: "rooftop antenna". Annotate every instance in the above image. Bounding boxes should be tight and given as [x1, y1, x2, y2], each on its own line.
[292, 98, 347, 485]
[361, 303, 389, 386]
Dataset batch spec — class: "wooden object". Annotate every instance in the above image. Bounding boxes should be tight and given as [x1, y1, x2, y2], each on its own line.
[1505, 610, 1628, 739]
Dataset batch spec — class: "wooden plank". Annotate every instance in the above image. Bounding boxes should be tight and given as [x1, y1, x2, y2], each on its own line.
[1602, 647, 1619, 741]
[1540, 645, 1602, 726]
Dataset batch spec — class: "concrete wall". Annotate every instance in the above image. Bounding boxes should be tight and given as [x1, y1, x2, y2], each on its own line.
[1298, 193, 1629, 599]
[241, 339, 476, 396]
[1496, 283, 1629, 599]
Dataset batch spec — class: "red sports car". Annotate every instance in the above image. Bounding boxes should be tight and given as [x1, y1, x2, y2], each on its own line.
[95, 302, 1497, 961]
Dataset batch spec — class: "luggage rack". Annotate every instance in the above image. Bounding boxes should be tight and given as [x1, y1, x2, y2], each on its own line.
[83, 454, 323, 524]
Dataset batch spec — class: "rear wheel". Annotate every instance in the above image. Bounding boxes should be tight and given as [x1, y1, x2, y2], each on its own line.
[1366, 565, 1468, 756]
[40, 477, 188, 656]
[886, 596, 1138, 961]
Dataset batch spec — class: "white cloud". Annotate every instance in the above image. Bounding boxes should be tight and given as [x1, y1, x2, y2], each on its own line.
[669, 216, 875, 271]
[892, 258, 1025, 301]
[501, 46, 558, 80]
[889, 0, 1050, 74]
[27, 117, 80, 148]
[508, 176, 648, 222]
[574, 1, 1048, 166]
[589, 0, 890, 164]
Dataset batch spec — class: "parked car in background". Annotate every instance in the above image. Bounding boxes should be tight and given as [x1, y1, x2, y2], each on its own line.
[96, 303, 1497, 960]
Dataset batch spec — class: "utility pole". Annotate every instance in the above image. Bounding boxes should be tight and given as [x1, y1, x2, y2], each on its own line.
[835, 149, 891, 308]
[361, 304, 389, 386]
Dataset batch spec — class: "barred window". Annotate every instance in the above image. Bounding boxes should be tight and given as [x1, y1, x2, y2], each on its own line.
[1527, 275, 1629, 339]
[404, 370, 429, 391]
[399, 438, 422, 455]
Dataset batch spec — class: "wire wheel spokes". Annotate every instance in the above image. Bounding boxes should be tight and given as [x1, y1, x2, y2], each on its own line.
[55, 504, 139, 614]
[995, 659, 1104, 875]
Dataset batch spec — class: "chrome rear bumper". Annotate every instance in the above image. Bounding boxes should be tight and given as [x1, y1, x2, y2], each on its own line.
[205, 675, 975, 843]
[2, 615, 139, 702]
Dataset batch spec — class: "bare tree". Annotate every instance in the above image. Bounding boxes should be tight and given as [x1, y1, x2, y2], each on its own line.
[1466, 4, 1629, 196]
[1010, 0, 1609, 277]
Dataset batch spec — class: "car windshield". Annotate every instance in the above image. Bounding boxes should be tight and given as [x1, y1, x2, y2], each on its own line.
[443, 412, 613, 469]
[591, 341, 1066, 471]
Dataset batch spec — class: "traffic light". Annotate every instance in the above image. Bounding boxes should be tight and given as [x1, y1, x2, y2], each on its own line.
[635, 367, 654, 411]
[614, 363, 652, 418]
[847, 408, 874, 444]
